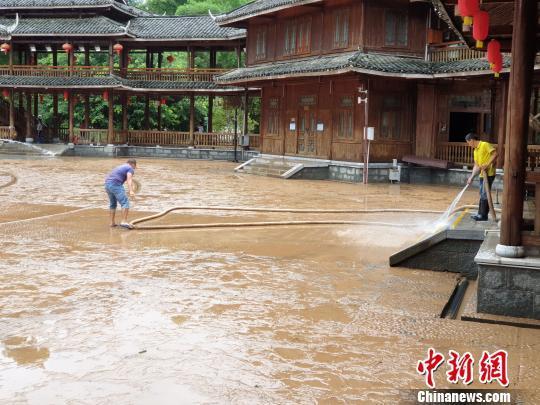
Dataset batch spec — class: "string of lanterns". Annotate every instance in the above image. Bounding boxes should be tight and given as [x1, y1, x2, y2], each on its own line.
[457, 0, 502, 77]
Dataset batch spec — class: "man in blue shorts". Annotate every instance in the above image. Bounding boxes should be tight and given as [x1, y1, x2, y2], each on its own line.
[104, 159, 137, 228]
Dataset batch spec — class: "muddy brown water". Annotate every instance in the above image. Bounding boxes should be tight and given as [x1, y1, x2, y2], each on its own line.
[0, 157, 538, 404]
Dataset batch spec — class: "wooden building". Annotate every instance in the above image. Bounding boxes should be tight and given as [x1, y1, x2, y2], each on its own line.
[216, 0, 540, 166]
[0, 0, 258, 148]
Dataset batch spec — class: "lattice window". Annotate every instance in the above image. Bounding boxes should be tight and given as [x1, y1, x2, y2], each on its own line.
[333, 8, 350, 49]
[385, 10, 408, 47]
[284, 16, 312, 55]
[255, 26, 267, 61]
[380, 95, 402, 140]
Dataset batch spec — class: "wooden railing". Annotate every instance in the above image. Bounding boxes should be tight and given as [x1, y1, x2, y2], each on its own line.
[195, 132, 235, 148]
[0, 65, 231, 82]
[0, 126, 16, 139]
[74, 128, 109, 145]
[119, 68, 229, 82]
[0, 65, 111, 77]
[437, 142, 540, 171]
[428, 44, 487, 62]
[125, 130, 191, 146]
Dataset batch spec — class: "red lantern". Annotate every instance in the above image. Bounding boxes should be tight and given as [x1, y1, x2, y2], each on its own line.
[63, 91, 69, 101]
[39, 94, 44, 103]
[0, 43, 11, 54]
[458, 0, 479, 31]
[160, 97, 167, 105]
[472, 10, 489, 48]
[62, 43, 73, 53]
[166, 55, 175, 64]
[492, 52, 503, 78]
[113, 43, 123, 55]
[2, 89, 9, 98]
[103, 90, 109, 101]
[487, 39, 501, 67]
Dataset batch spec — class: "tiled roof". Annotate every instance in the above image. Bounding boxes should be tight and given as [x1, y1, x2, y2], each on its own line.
[0, 75, 244, 92]
[216, 0, 323, 25]
[0, 0, 154, 16]
[216, 51, 514, 83]
[0, 76, 122, 88]
[0, 16, 127, 37]
[128, 16, 245, 40]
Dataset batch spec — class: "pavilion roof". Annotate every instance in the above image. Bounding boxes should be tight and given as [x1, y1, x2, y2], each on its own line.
[0, 15, 245, 41]
[0, 75, 244, 92]
[0, 16, 127, 38]
[128, 16, 245, 40]
[215, 0, 323, 26]
[0, 0, 154, 17]
[215, 51, 516, 84]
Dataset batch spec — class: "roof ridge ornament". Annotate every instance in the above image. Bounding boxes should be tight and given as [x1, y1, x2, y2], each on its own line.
[208, 10, 216, 21]
[0, 13, 19, 37]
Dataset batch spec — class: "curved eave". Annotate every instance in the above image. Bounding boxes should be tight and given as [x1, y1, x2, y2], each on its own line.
[216, 0, 323, 27]
[216, 64, 540, 85]
[0, 4, 142, 18]
[124, 34, 245, 42]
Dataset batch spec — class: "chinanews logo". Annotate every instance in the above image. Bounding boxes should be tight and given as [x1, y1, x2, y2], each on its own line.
[414, 348, 513, 404]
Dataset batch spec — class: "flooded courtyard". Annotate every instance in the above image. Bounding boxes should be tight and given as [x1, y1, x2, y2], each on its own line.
[1, 157, 539, 404]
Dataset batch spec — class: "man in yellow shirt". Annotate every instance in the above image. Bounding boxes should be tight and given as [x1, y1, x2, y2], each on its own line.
[466, 133, 498, 221]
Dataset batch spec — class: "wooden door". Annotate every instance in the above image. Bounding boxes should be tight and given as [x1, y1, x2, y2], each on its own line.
[297, 109, 317, 156]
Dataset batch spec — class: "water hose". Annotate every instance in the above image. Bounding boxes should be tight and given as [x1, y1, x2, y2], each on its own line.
[129, 206, 469, 231]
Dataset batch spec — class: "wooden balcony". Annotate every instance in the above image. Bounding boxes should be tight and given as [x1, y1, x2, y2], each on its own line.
[427, 43, 486, 62]
[436, 142, 540, 171]
[118, 68, 228, 82]
[71, 128, 260, 150]
[0, 65, 230, 82]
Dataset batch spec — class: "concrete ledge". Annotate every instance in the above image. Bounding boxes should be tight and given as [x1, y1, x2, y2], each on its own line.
[475, 233, 540, 320]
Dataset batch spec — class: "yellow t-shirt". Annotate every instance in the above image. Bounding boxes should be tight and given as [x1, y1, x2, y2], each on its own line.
[473, 141, 496, 177]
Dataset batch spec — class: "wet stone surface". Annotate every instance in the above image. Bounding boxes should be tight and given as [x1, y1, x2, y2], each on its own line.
[0, 157, 539, 404]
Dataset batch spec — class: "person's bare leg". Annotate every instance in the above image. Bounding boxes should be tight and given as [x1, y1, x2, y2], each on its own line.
[109, 209, 117, 227]
[122, 208, 129, 224]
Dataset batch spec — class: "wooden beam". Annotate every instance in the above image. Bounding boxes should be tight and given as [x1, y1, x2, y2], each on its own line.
[108, 90, 114, 144]
[499, 0, 538, 251]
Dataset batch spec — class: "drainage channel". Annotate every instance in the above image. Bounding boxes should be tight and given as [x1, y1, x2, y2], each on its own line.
[440, 277, 469, 320]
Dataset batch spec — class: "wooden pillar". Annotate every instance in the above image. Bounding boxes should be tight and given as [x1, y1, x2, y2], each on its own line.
[157, 53, 162, 131]
[243, 90, 249, 136]
[236, 46, 241, 68]
[496, 79, 509, 169]
[83, 49, 90, 129]
[144, 96, 150, 130]
[108, 42, 114, 74]
[122, 94, 128, 131]
[52, 49, 58, 134]
[9, 89, 15, 138]
[8, 42, 13, 74]
[498, 0, 537, 255]
[25, 93, 32, 140]
[208, 95, 214, 133]
[68, 92, 74, 142]
[121, 47, 128, 77]
[108, 90, 114, 144]
[189, 94, 195, 146]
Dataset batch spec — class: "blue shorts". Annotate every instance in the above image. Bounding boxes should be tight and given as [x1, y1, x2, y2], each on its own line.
[105, 183, 129, 209]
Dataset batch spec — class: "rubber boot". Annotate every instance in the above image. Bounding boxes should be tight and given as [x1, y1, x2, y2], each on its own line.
[471, 199, 483, 220]
[473, 200, 489, 221]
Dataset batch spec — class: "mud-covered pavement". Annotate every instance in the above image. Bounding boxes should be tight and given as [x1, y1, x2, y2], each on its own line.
[0, 158, 538, 404]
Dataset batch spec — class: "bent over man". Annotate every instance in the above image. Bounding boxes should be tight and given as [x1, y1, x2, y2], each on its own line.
[104, 159, 137, 228]
[465, 133, 497, 221]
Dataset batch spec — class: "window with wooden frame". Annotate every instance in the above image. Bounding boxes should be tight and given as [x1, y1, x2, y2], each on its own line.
[266, 98, 280, 135]
[284, 16, 312, 56]
[380, 95, 403, 140]
[384, 9, 408, 47]
[335, 96, 354, 139]
[333, 8, 350, 49]
[255, 26, 267, 61]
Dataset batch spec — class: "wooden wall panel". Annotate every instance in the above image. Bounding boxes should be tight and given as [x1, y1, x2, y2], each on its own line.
[284, 109, 297, 154]
[369, 141, 412, 162]
[262, 138, 284, 155]
[415, 83, 437, 158]
[332, 142, 362, 162]
[317, 109, 333, 158]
